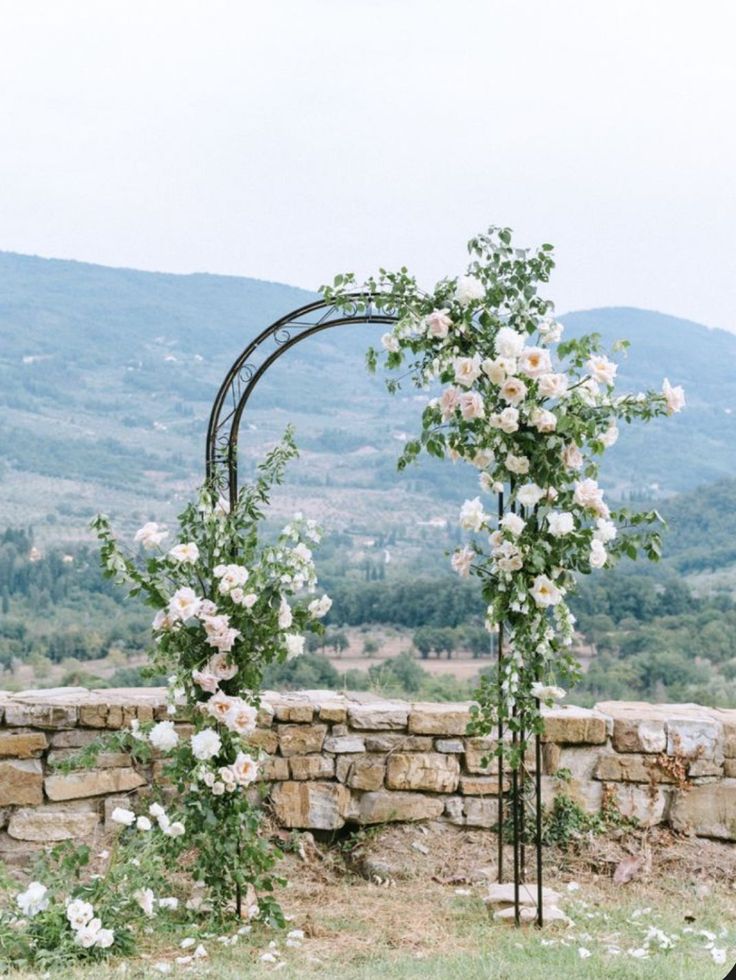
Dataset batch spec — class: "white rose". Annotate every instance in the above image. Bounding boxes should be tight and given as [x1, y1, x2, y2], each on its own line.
[458, 391, 485, 420]
[136, 816, 152, 832]
[152, 609, 174, 632]
[134, 522, 168, 550]
[578, 377, 600, 406]
[451, 546, 474, 577]
[206, 691, 237, 724]
[135, 888, 156, 917]
[439, 386, 460, 421]
[166, 821, 185, 838]
[547, 511, 575, 537]
[495, 326, 526, 358]
[530, 682, 566, 702]
[455, 275, 485, 306]
[149, 720, 179, 752]
[574, 478, 609, 517]
[589, 539, 608, 568]
[530, 407, 557, 432]
[496, 542, 523, 572]
[518, 346, 552, 378]
[530, 575, 563, 608]
[216, 564, 249, 594]
[168, 587, 202, 623]
[599, 423, 619, 447]
[537, 373, 568, 398]
[425, 309, 452, 339]
[66, 899, 94, 930]
[381, 332, 400, 353]
[110, 807, 136, 827]
[191, 668, 219, 694]
[453, 355, 482, 387]
[500, 512, 526, 536]
[16, 882, 49, 918]
[481, 357, 507, 385]
[500, 377, 527, 406]
[225, 700, 258, 736]
[191, 728, 222, 761]
[149, 802, 166, 819]
[459, 497, 486, 532]
[285, 634, 305, 658]
[230, 752, 259, 787]
[205, 652, 238, 680]
[516, 483, 545, 508]
[308, 594, 332, 618]
[95, 928, 115, 948]
[587, 355, 617, 385]
[662, 378, 685, 414]
[472, 448, 495, 469]
[278, 596, 293, 629]
[497, 407, 519, 433]
[594, 518, 617, 543]
[505, 453, 530, 475]
[168, 542, 200, 563]
[538, 318, 564, 344]
[562, 444, 584, 470]
[75, 919, 102, 947]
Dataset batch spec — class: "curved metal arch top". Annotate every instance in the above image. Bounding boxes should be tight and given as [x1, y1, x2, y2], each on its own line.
[206, 293, 399, 506]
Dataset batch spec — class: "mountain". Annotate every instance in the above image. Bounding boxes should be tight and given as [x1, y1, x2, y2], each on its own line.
[0, 252, 734, 548]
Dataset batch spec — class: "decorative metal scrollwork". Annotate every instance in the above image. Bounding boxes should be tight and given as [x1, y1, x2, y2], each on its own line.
[205, 294, 398, 506]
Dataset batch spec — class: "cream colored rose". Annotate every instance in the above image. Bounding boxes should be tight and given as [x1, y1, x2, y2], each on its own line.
[455, 275, 485, 306]
[662, 378, 685, 414]
[546, 511, 575, 537]
[500, 377, 527, 406]
[495, 326, 526, 358]
[516, 483, 545, 507]
[497, 407, 519, 433]
[587, 355, 617, 385]
[453, 355, 482, 388]
[519, 346, 552, 378]
[530, 407, 557, 432]
[530, 574, 563, 607]
[439, 386, 460, 421]
[537, 373, 568, 398]
[459, 497, 486, 532]
[482, 357, 507, 385]
[505, 453, 530, 475]
[459, 391, 485, 420]
[425, 309, 452, 338]
[562, 444, 584, 470]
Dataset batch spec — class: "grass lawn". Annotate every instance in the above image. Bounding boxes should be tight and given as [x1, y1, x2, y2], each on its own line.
[8, 825, 736, 978]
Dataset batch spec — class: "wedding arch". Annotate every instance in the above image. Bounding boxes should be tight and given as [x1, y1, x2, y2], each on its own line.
[204, 289, 542, 923]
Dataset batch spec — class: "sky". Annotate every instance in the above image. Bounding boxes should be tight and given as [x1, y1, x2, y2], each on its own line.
[1, 0, 735, 331]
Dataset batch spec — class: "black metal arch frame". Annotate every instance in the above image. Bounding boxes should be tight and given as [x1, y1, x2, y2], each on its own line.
[205, 294, 545, 927]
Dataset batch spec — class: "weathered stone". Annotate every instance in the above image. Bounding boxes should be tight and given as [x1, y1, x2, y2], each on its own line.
[724, 759, 736, 778]
[335, 754, 386, 791]
[363, 734, 433, 753]
[615, 720, 666, 754]
[408, 703, 471, 736]
[688, 759, 723, 779]
[348, 702, 409, 731]
[319, 702, 348, 724]
[541, 775, 603, 814]
[0, 759, 43, 805]
[386, 753, 460, 793]
[463, 797, 497, 828]
[606, 782, 670, 826]
[50, 729, 103, 749]
[485, 883, 562, 907]
[444, 797, 465, 824]
[542, 743, 561, 774]
[494, 905, 571, 926]
[459, 776, 507, 796]
[289, 755, 335, 780]
[464, 739, 535, 775]
[0, 831, 45, 866]
[4, 702, 77, 730]
[257, 756, 290, 782]
[669, 780, 736, 839]
[542, 706, 607, 745]
[436, 738, 464, 753]
[594, 754, 676, 784]
[270, 781, 349, 830]
[0, 731, 48, 758]
[352, 790, 444, 824]
[45, 767, 146, 801]
[274, 702, 315, 723]
[245, 728, 279, 754]
[47, 749, 132, 769]
[277, 724, 327, 757]
[667, 718, 722, 762]
[323, 735, 366, 754]
[8, 806, 100, 842]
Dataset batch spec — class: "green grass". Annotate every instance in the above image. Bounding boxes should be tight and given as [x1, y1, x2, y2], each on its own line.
[9, 880, 733, 979]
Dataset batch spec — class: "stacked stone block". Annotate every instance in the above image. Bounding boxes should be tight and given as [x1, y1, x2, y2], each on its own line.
[0, 687, 735, 856]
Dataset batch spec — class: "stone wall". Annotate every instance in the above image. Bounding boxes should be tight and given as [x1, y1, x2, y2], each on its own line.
[0, 687, 735, 861]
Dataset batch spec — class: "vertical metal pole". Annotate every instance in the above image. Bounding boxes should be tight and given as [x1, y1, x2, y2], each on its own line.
[535, 722, 543, 927]
[496, 489, 505, 884]
[511, 707, 520, 926]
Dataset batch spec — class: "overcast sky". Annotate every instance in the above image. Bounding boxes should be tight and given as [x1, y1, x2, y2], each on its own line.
[1, 1, 735, 330]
